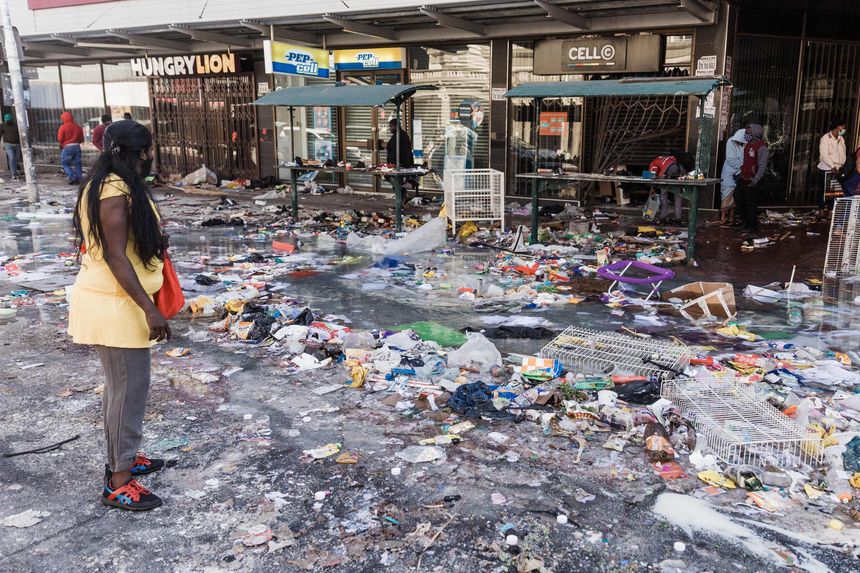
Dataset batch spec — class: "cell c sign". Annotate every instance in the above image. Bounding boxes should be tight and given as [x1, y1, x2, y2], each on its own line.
[562, 38, 627, 72]
[534, 36, 659, 75]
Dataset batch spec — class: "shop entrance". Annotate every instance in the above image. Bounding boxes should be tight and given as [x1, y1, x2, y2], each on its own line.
[339, 70, 405, 192]
[149, 74, 258, 180]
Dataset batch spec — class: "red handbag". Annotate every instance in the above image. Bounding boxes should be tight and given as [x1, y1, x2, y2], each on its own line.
[154, 251, 185, 319]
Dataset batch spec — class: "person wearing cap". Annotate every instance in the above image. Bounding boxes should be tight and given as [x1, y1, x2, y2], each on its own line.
[817, 119, 847, 206]
[734, 123, 768, 231]
[92, 114, 112, 152]
[1, 113, 21, 180]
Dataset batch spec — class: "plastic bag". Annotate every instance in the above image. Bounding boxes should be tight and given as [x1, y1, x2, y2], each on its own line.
[446, 333, 502, 370]
[615, 379, 661, 404]
[642, 193, 660, 221]
[181, 165, 217, 185]
[347, 218, 447, 256]
[394, 321, 466, 348]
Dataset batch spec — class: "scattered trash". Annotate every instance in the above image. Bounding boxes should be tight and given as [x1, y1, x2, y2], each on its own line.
[303, 443, 342, 460]
[3, 510, 50, 528]
[395, 446, 445, 464]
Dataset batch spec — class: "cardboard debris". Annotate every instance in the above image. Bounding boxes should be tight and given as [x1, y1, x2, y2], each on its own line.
[662, 282, 736, 320]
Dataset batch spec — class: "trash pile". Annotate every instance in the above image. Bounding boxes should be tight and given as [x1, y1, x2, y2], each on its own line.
[174, 241, 860, 529]
[3, 179, 860, 570]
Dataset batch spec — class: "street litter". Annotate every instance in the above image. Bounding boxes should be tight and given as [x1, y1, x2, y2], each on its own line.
[3, 160, 860, 573]
[303, 443, 342, 459]
[3, 510, 51, 528]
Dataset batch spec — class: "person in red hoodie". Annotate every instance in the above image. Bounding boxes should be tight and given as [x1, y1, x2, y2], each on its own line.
[58, 111, 84, 184]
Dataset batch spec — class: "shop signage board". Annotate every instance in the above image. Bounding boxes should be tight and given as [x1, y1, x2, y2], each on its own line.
[696, 55, 718, 77]
[333, 48, 405, 71]
[264, 40, 331, 78]
[563, 37, 627, 72]
[534, 36, 661, 75]
[539, 112, 567, 136]
[129, 53, 236, 77]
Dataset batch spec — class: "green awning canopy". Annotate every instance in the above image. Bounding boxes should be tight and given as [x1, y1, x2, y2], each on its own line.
[254, 84, 438, 107]
[505, 77, 730, 99]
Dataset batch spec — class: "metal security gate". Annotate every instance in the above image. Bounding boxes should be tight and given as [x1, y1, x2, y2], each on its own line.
[791, 41, 860, 205]
[149, 74, 258, 180]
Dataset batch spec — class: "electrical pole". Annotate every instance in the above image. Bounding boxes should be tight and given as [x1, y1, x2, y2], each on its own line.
[0, 0, 39, 205]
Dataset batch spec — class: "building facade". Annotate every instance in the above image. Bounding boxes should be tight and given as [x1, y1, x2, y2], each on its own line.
[4, 0, 857, 206]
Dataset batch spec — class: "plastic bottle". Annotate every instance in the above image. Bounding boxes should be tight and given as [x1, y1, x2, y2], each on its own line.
[787, 301, 803, 327]
[826, 467, 854, 503]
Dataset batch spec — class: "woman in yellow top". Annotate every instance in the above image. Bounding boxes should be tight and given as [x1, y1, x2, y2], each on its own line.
[68, 120, 171, 511]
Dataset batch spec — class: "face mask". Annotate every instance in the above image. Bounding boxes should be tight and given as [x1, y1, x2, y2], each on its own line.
[744, 132, 753, 142]
[839, 129, 846, 137]
[141, 158, 153, 176]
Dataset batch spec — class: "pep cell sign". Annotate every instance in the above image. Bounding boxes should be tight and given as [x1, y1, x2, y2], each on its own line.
[264, 41, 331, 79]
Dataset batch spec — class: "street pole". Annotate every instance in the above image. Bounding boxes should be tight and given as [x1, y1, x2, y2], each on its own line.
[0, 0, 39, 204]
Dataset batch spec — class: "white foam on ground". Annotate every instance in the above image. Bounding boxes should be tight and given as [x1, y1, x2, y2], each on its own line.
[652, 493, 833, 572]
[480, 315, 554, 328]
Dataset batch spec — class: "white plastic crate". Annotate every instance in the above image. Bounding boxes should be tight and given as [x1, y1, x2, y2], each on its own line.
[539, 326, 690, 379]
[443, 168, 504, 234]
[661, 377, 822, 469]
[824, 196, 860, 278]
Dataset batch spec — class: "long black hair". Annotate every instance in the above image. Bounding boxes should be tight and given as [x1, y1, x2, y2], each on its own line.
[73, 120, 165, 268]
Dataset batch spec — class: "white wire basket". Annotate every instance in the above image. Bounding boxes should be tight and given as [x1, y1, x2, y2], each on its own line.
[443, 168, 505, 235]
[539, 326, 690, 379]
[661, 377, 823, 469]
[824, 196, 860, 278]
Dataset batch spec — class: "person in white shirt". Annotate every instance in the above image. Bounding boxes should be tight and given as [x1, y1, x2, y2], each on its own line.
[817, 119, 847, 206]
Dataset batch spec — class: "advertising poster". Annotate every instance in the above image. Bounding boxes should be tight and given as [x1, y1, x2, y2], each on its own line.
[539, 112, 567, 136]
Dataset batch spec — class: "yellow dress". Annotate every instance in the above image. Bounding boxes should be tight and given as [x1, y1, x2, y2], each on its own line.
[67, 174, 164, 348]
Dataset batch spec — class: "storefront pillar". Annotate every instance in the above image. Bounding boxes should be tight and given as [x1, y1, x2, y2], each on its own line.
[489, 38, 508, 175]
[686, 3, 732, 177]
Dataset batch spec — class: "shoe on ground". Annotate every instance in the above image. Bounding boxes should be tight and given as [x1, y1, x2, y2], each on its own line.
[102, 477, 162, 511]
[130, 452, 165, 477]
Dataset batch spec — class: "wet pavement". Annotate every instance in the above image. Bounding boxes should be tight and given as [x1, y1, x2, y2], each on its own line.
[1, 171, 858, 572]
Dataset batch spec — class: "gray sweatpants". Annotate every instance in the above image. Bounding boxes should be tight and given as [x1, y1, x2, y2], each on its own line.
[94, 346, 151, 472]
[658, 188, 683, 221]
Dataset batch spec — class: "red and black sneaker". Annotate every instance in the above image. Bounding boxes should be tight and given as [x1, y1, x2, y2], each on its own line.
[102, 478, 163, 511]
[129, 452, 165, 477]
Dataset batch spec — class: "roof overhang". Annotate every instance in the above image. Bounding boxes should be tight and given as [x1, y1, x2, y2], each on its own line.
[506, 76, 731, 98]
[253, 84, 438, 107]
[20, 0, 718, 64]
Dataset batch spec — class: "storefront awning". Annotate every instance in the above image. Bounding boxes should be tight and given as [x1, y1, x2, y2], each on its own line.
[505, 77, 730, 99]
[254, 84, 438, 107]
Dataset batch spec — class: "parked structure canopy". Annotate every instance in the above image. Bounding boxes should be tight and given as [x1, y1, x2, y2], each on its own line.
[505, 77, 730, 99]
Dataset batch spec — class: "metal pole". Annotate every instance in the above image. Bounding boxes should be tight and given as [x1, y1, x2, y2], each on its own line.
[395, 100, 401, 169]
[288, 105, 296, 164]
[694, 96, 706, 176]
[0, 0, 39, 204]
[288, 105, 298, 218]
[530, 97, 542, 243]
[394, 100, 402, 231]
[289, 167, 299, 219]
